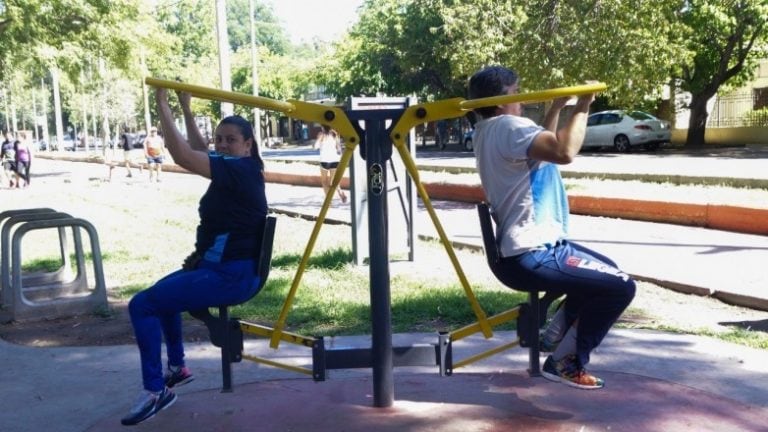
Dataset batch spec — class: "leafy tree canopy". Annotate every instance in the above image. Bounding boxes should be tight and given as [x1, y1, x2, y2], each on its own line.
[676, 0, 768, 95]
[0, 0, 141, 80]
[227, 0, 289, 55]
[319, 0, 688, 107]
[673, 0, 768, 146]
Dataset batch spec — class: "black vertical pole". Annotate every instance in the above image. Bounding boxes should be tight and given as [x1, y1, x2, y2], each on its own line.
[528, 292, 541, 376]
[219, 306, 233, 392]
[364, 118, 394, 407]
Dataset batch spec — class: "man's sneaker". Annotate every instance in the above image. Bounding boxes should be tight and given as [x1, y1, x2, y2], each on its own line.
[120, 387, 177, 426]
[164, 366, 194, 388]
[542, 354, 604, 390]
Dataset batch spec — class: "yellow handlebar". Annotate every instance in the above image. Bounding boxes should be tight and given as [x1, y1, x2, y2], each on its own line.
[390, 82, 608, 144]
[460, 82, 607, 111]
[145, 77, 296, 113]
[144, 77, 360, 145]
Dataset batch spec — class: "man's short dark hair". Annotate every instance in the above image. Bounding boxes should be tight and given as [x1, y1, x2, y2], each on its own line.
[467, 66, 519, 119]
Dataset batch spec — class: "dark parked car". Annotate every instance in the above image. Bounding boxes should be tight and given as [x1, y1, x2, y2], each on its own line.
[131, 133, 146, 149]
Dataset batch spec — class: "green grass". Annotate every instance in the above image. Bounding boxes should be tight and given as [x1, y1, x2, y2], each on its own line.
[21, 213, 764, 350]
[712, 328, 768, 350]
[11, 173, 766, 350]
[222, 245, 528, 337]
[21, 257, 63, 273]
[618, 306, 768, 350]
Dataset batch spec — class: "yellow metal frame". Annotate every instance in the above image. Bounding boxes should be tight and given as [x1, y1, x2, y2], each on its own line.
[241, 353, 314, 376]
[239, 321, 316, 347]
[145, 77, 606, 362]
[238, 321, 316, 376]
[448, 306, 522, 370]
[390, 82, 608, 139]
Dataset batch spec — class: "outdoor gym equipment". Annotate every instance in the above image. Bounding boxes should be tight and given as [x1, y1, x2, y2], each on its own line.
[145, 77, 606, 406]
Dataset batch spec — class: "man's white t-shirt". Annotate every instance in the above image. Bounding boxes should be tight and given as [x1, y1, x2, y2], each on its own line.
[473, 115, 570, 257]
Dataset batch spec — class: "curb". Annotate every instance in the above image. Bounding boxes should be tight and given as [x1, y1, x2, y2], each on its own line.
[568, 196, 768, 236]
[39, 154, 768, 236]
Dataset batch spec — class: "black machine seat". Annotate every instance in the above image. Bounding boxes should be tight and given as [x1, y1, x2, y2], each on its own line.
[476, 203, 563, 375]
[189, 215, 277, 391]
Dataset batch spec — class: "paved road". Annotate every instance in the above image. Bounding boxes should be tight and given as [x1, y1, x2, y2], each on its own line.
[249, 141, 768, 312]
[263, 143, 768, 186]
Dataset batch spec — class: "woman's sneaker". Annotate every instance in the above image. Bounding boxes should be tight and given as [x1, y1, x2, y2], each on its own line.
[542, 354, 604, 390]
[164, 366, 194, 388]
[120, 387, 177, 426]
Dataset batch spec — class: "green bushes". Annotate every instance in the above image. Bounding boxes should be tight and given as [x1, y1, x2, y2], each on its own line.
[743, 107, 768, 127]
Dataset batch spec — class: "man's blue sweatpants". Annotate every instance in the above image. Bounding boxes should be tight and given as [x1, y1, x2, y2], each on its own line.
[499, 240, 636, 366]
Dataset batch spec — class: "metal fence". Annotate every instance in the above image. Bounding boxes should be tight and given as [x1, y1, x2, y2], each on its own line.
[708, 90, 768, 127]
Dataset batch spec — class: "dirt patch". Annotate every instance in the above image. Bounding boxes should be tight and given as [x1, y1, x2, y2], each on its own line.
[1, 281, 765, 348]
[0, 301, 212, 347]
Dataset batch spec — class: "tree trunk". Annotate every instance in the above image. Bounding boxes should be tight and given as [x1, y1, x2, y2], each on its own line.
[52, 68, 65, 151]
[685, 93, 711, 148]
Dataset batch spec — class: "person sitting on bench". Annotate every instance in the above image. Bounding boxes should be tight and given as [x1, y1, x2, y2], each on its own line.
[121, 89, 269, 425]
[467, 66, 636, 389]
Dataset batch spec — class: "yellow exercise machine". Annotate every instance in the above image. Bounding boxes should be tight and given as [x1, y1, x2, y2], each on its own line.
[145, 77, 606, 405]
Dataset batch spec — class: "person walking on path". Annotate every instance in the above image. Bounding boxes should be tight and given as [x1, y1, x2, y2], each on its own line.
[468, 66, 635, 390]
[143, 126, 165, 182]
[119, 127, 141, 178]
[121, 88, 269, 426]
[1, 131, 18, 188]
[313, 125, 348, 204]
[13, 131, 32, 187]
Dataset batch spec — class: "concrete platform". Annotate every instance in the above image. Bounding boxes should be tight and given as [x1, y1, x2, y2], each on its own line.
[3, 328, 767, 431]
[88, 371, 768, 432]
[74, 327, 768, 432]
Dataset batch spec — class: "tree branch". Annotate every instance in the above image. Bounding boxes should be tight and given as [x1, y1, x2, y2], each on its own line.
[723, 21, 764, 83]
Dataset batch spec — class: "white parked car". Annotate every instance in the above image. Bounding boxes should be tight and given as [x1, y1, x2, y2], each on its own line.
[52, 136, 76, 151]
[583, 110, 671, 152]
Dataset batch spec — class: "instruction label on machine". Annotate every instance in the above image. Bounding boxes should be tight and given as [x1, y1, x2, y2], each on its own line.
[369, 164, 383, 195]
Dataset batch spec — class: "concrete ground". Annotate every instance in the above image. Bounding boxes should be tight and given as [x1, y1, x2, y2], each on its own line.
[1, 329, 765, 432]
[2, 152, 767, 431]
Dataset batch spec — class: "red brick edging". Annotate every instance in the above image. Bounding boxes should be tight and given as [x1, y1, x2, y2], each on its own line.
[568, 196, 768, 236]
[265, 172, 768, 236]
[46, 156, 768, 236]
